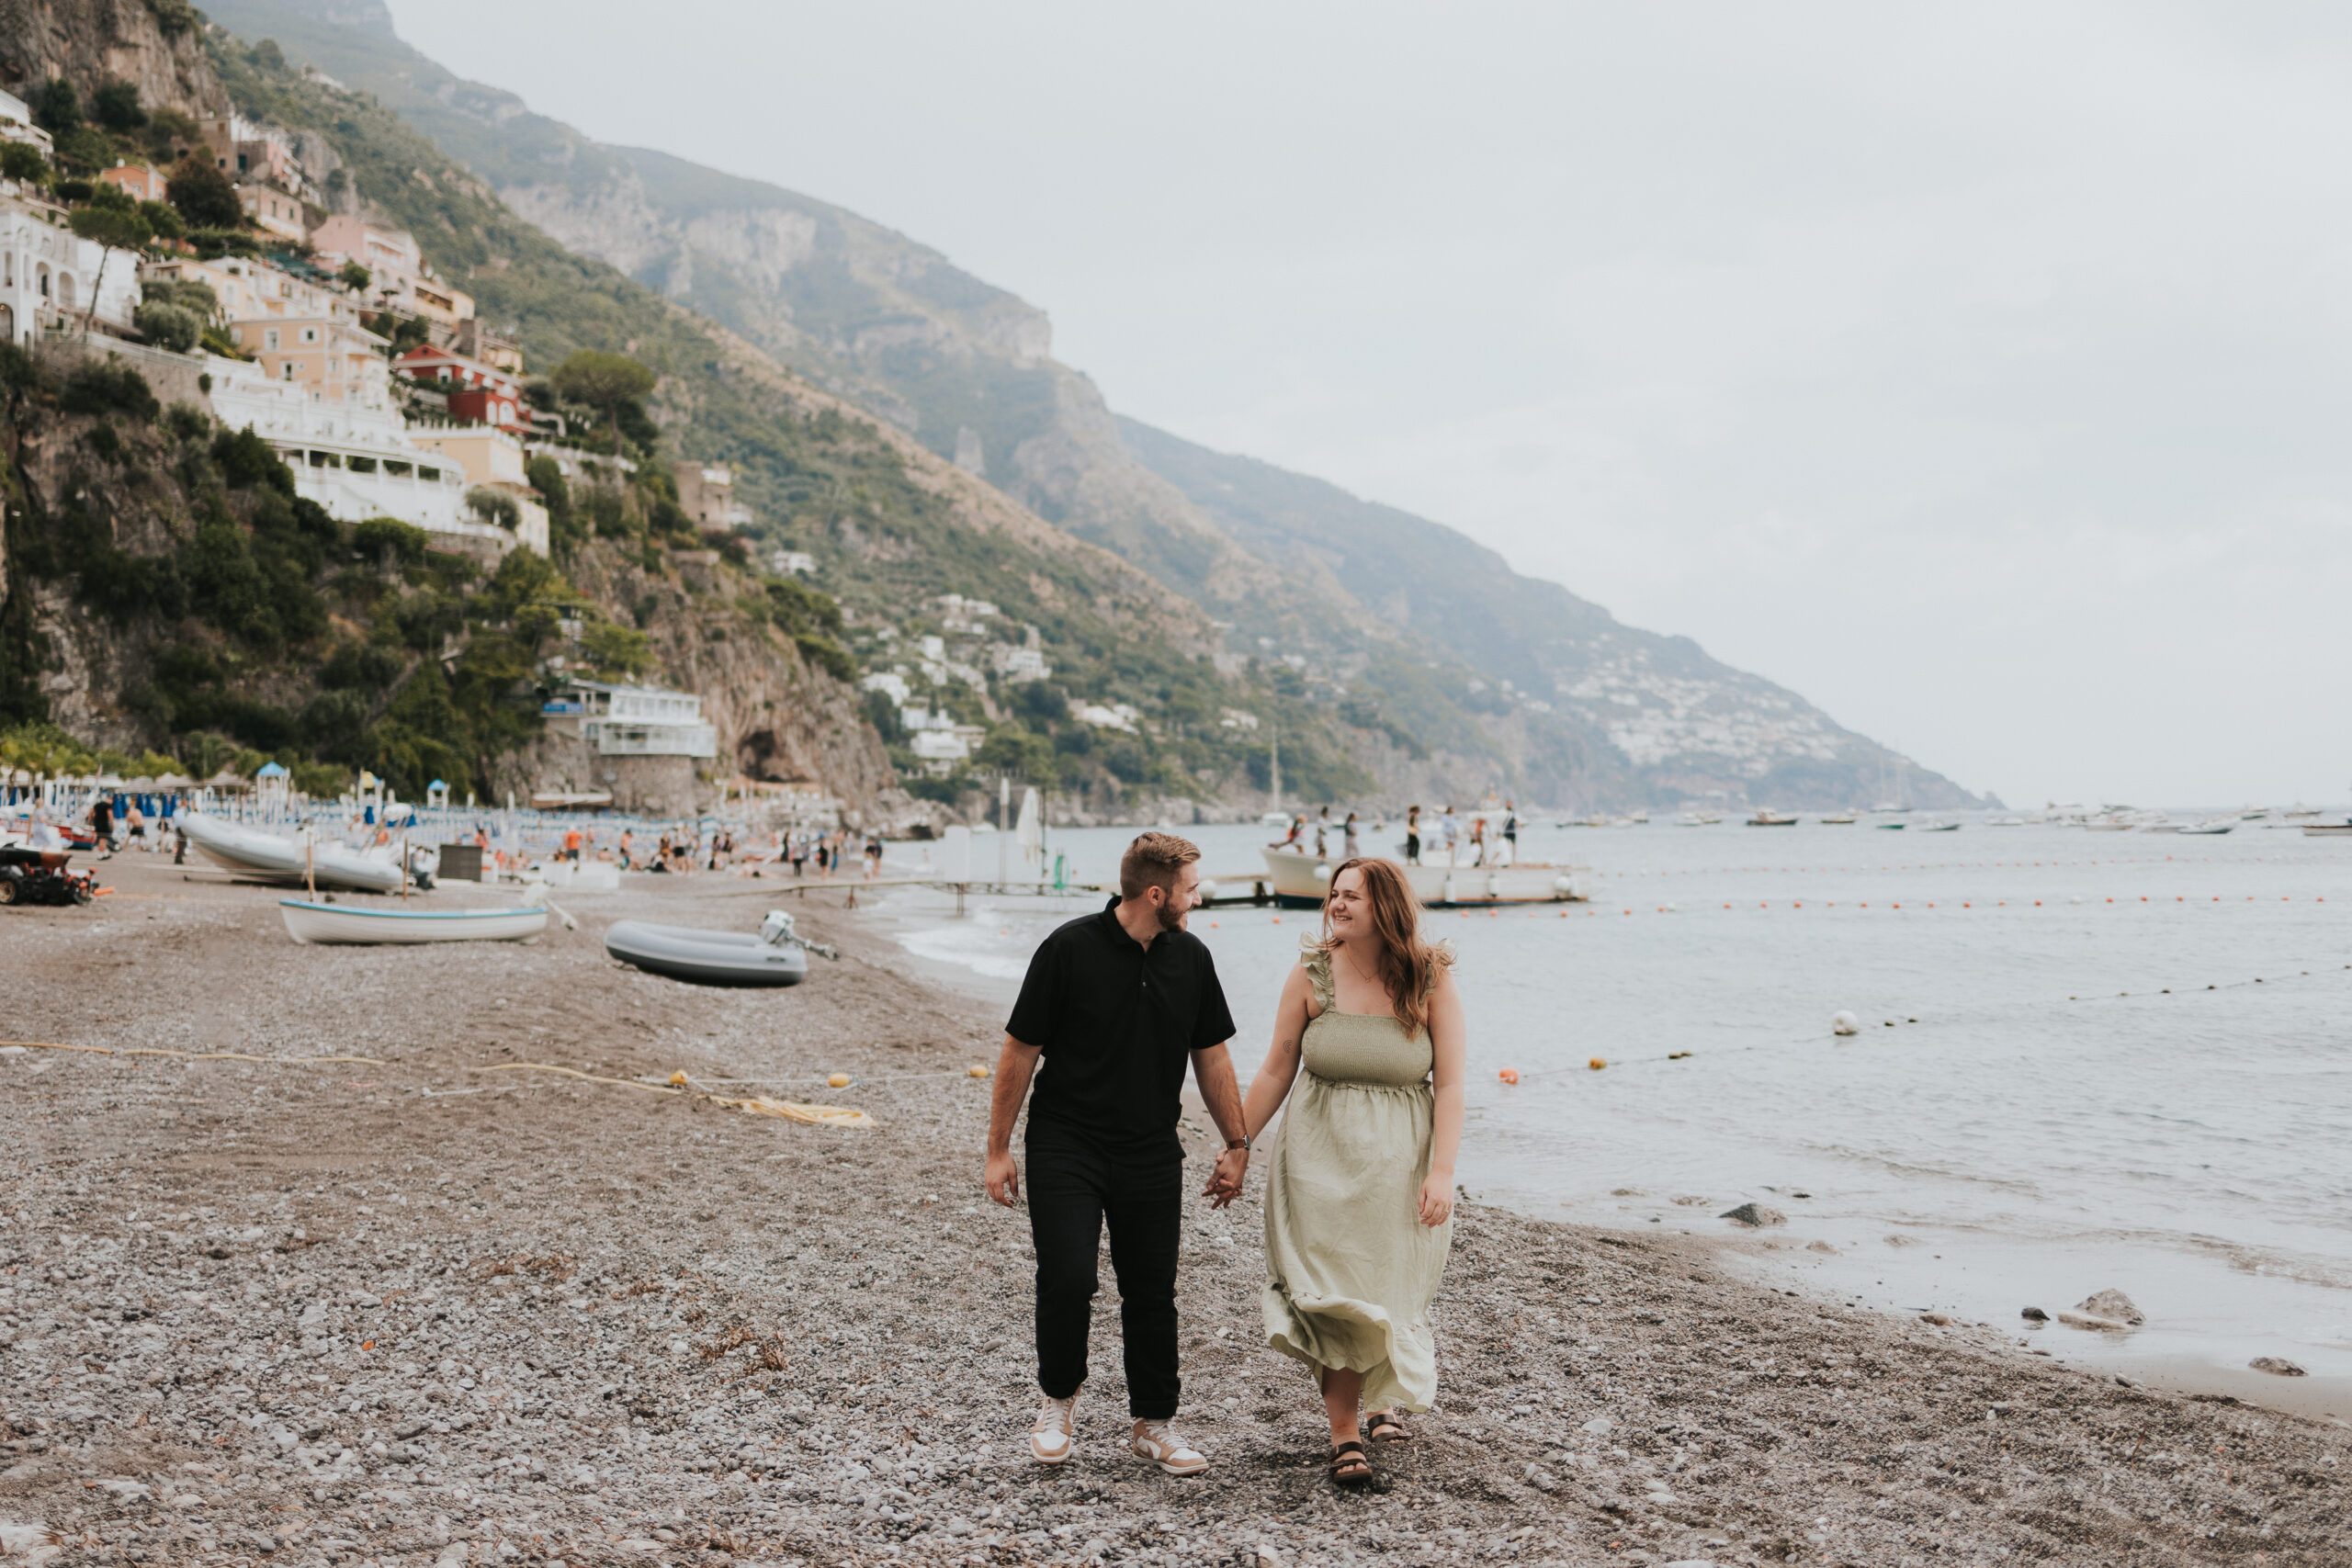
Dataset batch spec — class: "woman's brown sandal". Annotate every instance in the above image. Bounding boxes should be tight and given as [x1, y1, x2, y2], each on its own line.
[1365, 1409, 1410, 1443]
[1329, 1440, 1373, 1486]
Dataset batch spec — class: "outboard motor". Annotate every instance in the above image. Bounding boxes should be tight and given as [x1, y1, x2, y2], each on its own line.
[759, 908, 838, 959]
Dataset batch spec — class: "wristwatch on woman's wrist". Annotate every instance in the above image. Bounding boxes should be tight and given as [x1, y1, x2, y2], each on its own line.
[1226, 1135, 1251, 1151]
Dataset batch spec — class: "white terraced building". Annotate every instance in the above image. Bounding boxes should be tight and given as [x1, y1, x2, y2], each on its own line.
[542, 681, 718, 758]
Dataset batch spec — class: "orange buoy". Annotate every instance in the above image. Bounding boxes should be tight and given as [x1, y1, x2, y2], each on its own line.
[1588, 1056, 1607, 1071]
[1498, 1066, 1520, 1085]
[827, 1072, 852, 1089]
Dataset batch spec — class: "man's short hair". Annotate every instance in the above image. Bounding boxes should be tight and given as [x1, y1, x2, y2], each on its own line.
[1120, 831, 1201, 900]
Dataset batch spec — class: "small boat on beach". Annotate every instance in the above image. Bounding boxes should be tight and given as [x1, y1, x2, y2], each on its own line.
[1256, 848, 1586, 908]
[180, 812, 406, 895]
[279, 898, 549, 945]
[604, 909, 829, 987]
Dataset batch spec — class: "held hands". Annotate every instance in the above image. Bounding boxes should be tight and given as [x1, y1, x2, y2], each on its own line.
[1418, 1170, 1455, 1227]
[1203, 1145, 1250, 1208]
[983, 1150, 1021, 1208]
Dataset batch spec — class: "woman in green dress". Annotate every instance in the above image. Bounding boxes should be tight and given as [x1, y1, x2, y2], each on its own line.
[1232, 856, 1466, 1485]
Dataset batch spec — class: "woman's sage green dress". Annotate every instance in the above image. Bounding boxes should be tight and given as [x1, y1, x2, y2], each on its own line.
[1261, 933, 1453, 1413]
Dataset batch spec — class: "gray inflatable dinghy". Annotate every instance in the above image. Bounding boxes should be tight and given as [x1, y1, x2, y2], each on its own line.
[604, 909, 831, 987]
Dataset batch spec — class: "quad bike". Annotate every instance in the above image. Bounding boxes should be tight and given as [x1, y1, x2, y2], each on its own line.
[0, 845, 101, 906]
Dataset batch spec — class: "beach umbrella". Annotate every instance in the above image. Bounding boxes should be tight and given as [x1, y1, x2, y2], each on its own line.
[1016, 786, 1043, 872]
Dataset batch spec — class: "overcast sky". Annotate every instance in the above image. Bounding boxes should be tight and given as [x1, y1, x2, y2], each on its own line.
[386, 0, 2352, 807]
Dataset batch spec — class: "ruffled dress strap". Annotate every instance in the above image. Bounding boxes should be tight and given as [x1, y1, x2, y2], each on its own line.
[1298, 931, 1336, 1014]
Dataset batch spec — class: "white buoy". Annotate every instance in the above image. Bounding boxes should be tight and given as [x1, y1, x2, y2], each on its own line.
[1314, 863, 1334, 882]
[1832, 1010, 1860, 1035]
[1196, 879, 1218, 904]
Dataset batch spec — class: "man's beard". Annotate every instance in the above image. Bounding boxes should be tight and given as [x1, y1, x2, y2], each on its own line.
[1158, 899, 1187, 932]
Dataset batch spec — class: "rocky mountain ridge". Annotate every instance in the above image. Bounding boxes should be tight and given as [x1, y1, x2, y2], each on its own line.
[196, 0, 1984, 808]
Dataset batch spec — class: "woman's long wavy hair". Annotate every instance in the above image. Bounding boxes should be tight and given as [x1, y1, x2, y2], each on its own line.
[1317, 857, 1452, 1039]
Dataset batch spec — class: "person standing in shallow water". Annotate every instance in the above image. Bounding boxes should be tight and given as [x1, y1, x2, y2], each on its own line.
[1229, 856, 1464, 1487]
[985, 832, 1252, 1476]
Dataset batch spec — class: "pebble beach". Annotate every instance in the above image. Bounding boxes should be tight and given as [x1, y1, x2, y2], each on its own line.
[2, 859, 2346, 1568]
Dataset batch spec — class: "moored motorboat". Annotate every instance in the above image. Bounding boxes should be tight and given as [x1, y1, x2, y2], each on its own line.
[2177, 818, 2235, 835]
[605, 909, 828, 987]
[1919, 818, 1960, 831]
[1747, 809, 1799, 827]
[1818, 813, 1858, 825]
[1257, 848, 1584, 908]
[2301, 820, 2352, 837]
[280, 898, 549, 944]
[180, 812, 405, 894]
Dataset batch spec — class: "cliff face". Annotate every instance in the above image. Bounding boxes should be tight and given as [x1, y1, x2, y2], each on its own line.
[0, 0, 227, 120]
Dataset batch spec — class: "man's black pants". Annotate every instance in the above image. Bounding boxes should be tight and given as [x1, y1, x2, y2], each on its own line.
[1025, 1126, 1182, 1419]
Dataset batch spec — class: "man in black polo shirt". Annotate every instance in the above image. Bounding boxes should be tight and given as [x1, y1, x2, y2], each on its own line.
[985, 831, 1250, 1475]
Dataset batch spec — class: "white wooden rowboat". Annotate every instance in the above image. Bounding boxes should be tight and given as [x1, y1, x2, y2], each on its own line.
[279, 898, 549, 945]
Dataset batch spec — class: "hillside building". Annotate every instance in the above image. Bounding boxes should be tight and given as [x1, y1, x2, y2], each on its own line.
[98, 163, 170, 203]
[230, 313, 387, 402]
[393, 344, 526, 432]
[405, 425, 551, 554]
[0, 90, 53, 157]
[0, 192, 140, 344]
[675, 462, 752, 529]
[238, 177, 311, 243]
[541, 681, 718, 759]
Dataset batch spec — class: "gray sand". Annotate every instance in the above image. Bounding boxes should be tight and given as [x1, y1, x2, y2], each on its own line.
[0, 860, 2345, 1566]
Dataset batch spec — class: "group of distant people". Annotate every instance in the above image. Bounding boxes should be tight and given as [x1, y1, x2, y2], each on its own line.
[1271, 801, 1521, 868]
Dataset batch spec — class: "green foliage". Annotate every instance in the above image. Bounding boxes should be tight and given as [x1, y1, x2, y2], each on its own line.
[135, 301, 200, 354]
[338, 259, 370, 291]
[59, 361, 160, 422]
[69, 203, 150, 254]
[465, 485, 520, 529]
[976, 725, 1056, 783]
[31, 80, 80, 134]
[581, 620, 651, 679]
[147, 276, 218, 317]
[862, 689, 903, 742]
[0, 143, 48, 185]
[92, 82, 146, 132]
[141, 0, 201, 39]
[793, 633, 854, 684]
[763, 576, 842, 637]
[212, 426, 293, 493]
[166, 156, 245, 231]
[549, 351, 657, 453]
[140, 200, 184, 243]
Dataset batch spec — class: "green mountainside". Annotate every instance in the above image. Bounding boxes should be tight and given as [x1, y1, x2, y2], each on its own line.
[193, 0, 1984, 810]
[1, 5, 1379, 816]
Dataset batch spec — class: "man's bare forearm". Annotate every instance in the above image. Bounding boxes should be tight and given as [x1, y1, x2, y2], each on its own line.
[1191, 1043, 1247, 1143]
[988, 1035, 1040, 1156]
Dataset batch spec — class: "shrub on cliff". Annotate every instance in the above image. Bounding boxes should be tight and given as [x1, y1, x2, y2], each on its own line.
[59, 361, 159, 422]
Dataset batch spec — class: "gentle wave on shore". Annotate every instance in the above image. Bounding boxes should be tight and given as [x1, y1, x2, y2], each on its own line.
[865, 818, 2352, 1404]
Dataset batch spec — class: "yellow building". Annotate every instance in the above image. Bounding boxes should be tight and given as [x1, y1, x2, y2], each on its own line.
[230, 314, 388, 404]
[407, 426, 550, 556]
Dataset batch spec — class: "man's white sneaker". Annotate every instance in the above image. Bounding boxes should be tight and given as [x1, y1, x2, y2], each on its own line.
[1030, 1391, 1079, 1465]
[1130, 1419, 1208, 1476]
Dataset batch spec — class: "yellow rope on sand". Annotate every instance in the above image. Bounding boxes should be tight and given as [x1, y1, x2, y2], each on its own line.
[0, 1042, 385, 1065]
[469, 1063, 679, 1094]
[707, 1095, 876, 1129]
[6, 1050, 872, 1127]
[489, 1064, 875, 1127]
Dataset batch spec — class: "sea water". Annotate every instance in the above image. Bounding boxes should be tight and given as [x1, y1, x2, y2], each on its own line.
[864, 818, 2352, 1404]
